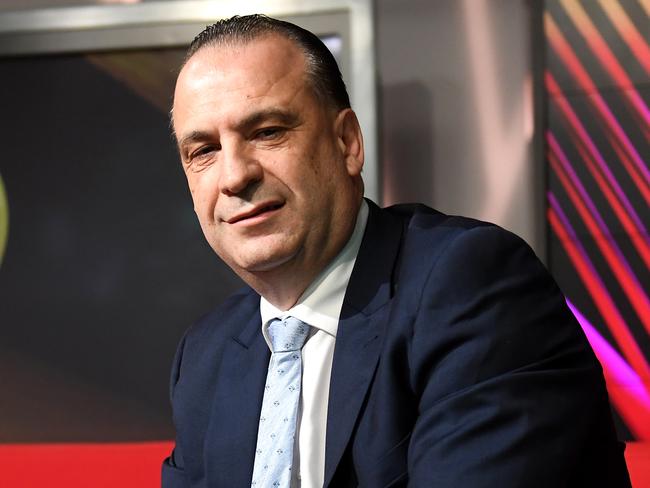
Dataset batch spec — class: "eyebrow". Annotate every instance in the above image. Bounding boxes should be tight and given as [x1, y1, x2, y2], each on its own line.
[177, 130, 213, 152]
[177, 108, 301, 151]
[234, 108, 300, 132]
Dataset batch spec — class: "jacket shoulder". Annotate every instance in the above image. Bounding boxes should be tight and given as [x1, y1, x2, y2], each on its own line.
[384, 202, 493, 233]
[382, 202, 521, 260]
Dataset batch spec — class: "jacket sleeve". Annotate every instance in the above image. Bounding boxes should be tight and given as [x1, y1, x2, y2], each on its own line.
[161, 332, 189, 488]
[406, 225, 629, 487]
[162, 450, 187, 488]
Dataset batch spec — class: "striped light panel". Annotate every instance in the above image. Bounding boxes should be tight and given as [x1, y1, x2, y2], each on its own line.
[545, 0, 650, 440]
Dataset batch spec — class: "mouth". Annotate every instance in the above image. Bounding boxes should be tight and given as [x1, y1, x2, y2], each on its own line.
[226, 202, 284, 224]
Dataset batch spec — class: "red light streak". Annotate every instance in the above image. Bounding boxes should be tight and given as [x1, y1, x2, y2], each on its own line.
[548, 132, 650, 335]
[605, 127, 650, 207]
[547, 196, 650, 382]
[546, 73, 650, 269]
[574, 135, 650, 269]
[545, 12, 650, 188]
[554, 3, 650, 128]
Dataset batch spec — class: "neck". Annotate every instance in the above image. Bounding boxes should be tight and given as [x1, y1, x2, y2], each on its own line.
[246, 269, 317, 311]
[242, 233, 349, 310]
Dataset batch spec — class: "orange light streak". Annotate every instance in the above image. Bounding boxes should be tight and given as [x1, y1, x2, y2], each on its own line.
[558, 0, 646, 92]
[597, 0, 650, 75]
[545, 13, 650, 192]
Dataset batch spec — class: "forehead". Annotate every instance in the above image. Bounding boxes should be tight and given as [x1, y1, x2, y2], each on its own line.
[173, 36, 311, 127]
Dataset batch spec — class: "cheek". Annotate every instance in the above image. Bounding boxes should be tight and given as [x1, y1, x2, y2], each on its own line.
[188, 174, 219, 220]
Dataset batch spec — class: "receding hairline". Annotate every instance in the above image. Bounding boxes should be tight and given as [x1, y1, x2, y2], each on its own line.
[178, 14, 350, 113]
[181, 32, 306, 73]
[179, 32, 318, 104]
[182, 29, 299, 66]
[171, 33, 331, 137]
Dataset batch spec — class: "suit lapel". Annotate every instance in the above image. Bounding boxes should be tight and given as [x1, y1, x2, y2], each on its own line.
[324, 201, 404, 486]
[204, 299, 270, 487]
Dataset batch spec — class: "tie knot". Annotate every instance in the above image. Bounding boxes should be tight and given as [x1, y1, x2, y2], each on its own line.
[268, 317, 310, 352]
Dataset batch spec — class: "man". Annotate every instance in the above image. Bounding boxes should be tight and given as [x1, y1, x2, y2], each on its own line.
[163, 14, 630, 488]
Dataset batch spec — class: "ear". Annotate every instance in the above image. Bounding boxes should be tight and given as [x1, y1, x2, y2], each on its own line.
[334, 108, 364, 177]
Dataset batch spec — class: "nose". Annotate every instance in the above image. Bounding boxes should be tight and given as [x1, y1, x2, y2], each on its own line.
[218, 142, 263, 196]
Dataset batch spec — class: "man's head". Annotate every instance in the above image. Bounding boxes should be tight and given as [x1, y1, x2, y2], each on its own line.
[183, 15, 350, 112]
[172, 15, 365, 308]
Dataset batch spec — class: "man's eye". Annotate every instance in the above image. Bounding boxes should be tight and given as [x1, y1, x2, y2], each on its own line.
[256, 127, 284, 140]
[188, 145, 218, 161]
[193, 145, 218, 157]
[186, 145, 219, 172]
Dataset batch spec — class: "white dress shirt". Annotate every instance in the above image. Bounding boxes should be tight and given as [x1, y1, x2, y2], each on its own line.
[260, 200, 369, 488]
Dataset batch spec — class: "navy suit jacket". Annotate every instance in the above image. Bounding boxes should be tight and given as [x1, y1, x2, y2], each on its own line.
[162, 201, 630, 487]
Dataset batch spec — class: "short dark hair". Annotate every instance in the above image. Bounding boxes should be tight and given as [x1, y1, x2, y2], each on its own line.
[185, 14, 351, 110]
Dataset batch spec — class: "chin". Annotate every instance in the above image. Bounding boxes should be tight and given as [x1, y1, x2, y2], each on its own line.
[214, 233, 304, 276]
[245, 254, 297, 273]
[230, 246, 300, 274]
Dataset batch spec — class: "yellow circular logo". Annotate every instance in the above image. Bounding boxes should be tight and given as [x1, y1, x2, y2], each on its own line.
[0, 173, 8, 267]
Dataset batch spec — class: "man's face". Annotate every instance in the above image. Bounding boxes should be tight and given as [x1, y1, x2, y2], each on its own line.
[172, 36, 363, 286]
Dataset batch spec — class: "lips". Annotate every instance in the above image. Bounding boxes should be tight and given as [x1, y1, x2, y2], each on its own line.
[226, 202, 284, 224]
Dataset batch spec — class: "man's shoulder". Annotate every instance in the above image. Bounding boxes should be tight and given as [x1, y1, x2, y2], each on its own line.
[378, 201, 519, 253]
[372, 202, 540, 283]
[381, 202, 493, 233]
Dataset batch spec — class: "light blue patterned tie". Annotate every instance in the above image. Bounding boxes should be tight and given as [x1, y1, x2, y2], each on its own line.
[251, 317, 310, 488]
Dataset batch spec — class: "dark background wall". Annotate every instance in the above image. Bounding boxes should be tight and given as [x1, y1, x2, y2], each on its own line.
[0, 50, 244, 441]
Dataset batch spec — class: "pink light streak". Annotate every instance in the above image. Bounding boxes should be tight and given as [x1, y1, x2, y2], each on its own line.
[548, 132, 650, 335]
[547, 192, 650, 382]
[545, 12, 650, 191]
[572, 137, 650, 268]
[605, 127, 650, 207]
[567, 299, 650, 439]
[546, 73, 650, 268]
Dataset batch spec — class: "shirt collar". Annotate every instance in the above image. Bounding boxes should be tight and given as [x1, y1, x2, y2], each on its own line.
[260, 200, 369, 346]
